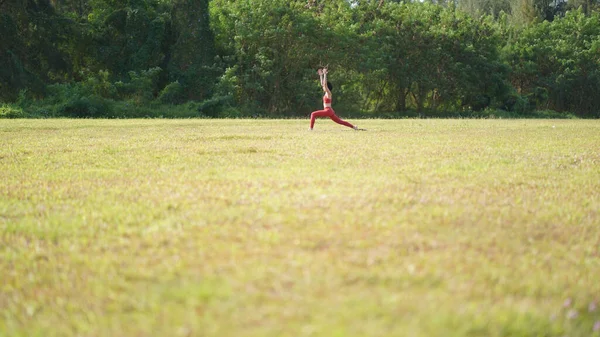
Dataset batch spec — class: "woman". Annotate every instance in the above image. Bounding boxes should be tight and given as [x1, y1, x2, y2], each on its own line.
[309, 68, 362, 131]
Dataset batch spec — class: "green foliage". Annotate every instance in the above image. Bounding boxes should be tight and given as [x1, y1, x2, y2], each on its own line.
[211, 0, 329, 115]
[504, 9, 600, 117]
[9, 78, 226, 119]
[158, 81, 185, 104]
[458, 0, 511, 18]
[19, 82, 114, 118]
[1, 0, 600, 118]
[0, 4, 58, 101]
[169, 0, 219, 101]
[82, 70, 117, 99]
[197, 95, 235, 117]
[115, 67, 163, 103]
[0, 104, 26, 118]
[353, 2, 510, 113]
[56, 95, 114, 118]
[85, 1, 170, 78]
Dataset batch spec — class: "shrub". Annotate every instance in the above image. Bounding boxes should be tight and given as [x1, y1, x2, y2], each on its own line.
[197, 95, 234, 117]
[502, 92, 532, 114]
[115, 67, 162, 103]
[158, 81, 184, 104]
[0, 104, 26, 118]
[55, 96, 114, 118]
[82, 70, 117, 99]
[220, 106, 243, 118]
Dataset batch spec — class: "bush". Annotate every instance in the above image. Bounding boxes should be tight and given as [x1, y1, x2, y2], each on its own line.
[82, 70, 117, 99]
[526, 87, 549, 111]
[197, 95, 234, 117]
[158, 81, 184, 104]
[501, 92, 532, 114]
[55, 96, 114, 118]
[115, 67, 162, 103]
[527, 110, 577, 119]
[220, 106, 243, 118]
[0, 104, 26, 118]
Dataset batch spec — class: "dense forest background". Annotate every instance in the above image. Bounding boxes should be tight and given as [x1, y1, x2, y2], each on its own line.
[1, 0, 599, 118]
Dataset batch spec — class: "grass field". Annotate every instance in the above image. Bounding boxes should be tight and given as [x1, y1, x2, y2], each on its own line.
[1, 118, 599, 337]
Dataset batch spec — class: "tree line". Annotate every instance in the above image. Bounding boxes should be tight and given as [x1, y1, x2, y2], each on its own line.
[1, 0, 599, 118]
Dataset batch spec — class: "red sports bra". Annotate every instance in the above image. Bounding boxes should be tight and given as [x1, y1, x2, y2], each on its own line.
[323, 96, 332, 104]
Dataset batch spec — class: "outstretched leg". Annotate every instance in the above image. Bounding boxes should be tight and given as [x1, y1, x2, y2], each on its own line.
[329, 112, 355, 129]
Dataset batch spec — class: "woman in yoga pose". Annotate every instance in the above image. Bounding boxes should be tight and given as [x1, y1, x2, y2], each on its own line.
[309, 68, 363, 131]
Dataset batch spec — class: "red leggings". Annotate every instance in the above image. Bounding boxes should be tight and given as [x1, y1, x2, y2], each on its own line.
[310, 107, 355, 129]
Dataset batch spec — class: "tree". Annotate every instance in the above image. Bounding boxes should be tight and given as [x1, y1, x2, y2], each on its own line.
[169, 0, 218, 101]
[84, 0, 169, 79]
[0, 0, 73, 100]
[211, 0, 327, 115]
[458, 0, 511, 18]
[568, 0, 600, 14]
[503, 9, 600, 116]
[353, 1, 509, 114]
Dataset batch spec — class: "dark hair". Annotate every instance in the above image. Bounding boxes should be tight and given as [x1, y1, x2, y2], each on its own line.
[327, 81, 333, 91]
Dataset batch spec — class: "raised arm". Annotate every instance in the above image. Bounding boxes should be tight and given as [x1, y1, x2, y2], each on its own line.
[322, 68, 331, 97]
[317, 68, 325, 87]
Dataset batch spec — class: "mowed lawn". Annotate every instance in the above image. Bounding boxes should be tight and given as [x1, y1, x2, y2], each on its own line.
[1, 119, 599, 337]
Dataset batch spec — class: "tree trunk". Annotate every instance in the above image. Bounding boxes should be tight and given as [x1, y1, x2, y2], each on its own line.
[415, 84, 426, 113]
[396, 86, 408, 112]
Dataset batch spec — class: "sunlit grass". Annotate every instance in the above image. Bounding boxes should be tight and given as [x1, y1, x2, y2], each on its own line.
[1, 119, 599, 337]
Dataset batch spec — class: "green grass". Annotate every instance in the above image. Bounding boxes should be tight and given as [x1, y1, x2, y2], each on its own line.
[1, 119, 599, 337]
